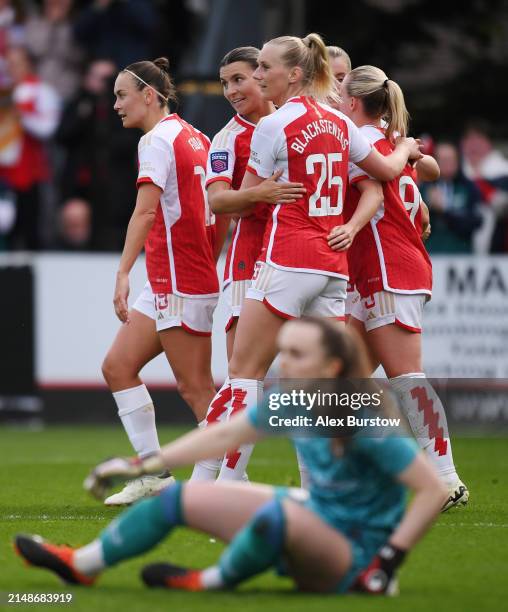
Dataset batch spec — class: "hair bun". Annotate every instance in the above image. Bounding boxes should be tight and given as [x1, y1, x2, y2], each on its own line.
[153, 57, 170, 73]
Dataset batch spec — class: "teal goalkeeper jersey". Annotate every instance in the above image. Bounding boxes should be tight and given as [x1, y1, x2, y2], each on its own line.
[247, 403, 419, 539]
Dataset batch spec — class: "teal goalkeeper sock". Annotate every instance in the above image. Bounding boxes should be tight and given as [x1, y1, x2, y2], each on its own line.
[218, 498, 285, 587]
[100, 481, 183, 566]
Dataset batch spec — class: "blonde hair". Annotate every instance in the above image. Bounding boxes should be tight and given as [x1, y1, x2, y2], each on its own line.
[267, 32, 339, 104]
[345, 65, 409, 142]
[326, 45, 352, 71]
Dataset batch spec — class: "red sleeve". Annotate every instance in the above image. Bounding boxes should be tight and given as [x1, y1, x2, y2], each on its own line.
[206, 176, 232, 188]
[136, 176, 154, 189]
[245, 165, 259, 176]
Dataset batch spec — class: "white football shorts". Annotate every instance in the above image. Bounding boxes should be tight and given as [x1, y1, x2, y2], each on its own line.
[350, 289, 427, 333]
[345, 284, 360, 317]
[246, 261, 347, 320]
[222, 279, 251, 332]
[132, 281, 217, 335]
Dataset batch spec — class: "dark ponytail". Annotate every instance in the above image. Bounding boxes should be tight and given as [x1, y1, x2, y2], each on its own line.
[301, 317, 371, 379]
[123, 57, 177, 108]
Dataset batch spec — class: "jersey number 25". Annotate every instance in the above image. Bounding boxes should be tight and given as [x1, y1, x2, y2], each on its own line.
[306, 153, 344, 217]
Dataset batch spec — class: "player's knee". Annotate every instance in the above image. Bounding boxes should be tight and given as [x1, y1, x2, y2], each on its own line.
[101, 353, 116, 385]
[228, 357, 265, 381]
[250, 499, 285, 550]
[101, 352, 135, 387]
[176, 376, 215, 407]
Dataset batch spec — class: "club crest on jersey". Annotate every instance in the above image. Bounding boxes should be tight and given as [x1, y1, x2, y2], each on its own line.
[211, 151, 228, 173]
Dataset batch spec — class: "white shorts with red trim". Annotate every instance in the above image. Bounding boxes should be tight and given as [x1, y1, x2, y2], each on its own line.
[246, 262, 347, 320]
[132, 281, 217, 335]
[345, 285, 360, 317]
[223, 279, 251, 332]
[350, 290, 426, 333]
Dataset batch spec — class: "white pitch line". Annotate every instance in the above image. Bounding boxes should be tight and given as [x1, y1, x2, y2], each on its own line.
[436, 522, 508, 528]
[4, 515, 108, 521]
[2, 516, 507, 528]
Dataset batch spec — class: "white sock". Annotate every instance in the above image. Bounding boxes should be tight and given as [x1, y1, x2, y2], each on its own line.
[296, 448, 310, 490]
[191, 379, 233, 481]
[216, 378, 261, 481]
[73, 540, 105, 576]
[113, 384, 160, 459]
[389, 373, 459, 486]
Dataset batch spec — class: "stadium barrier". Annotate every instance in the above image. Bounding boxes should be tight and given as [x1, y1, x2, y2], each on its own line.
[0, 253, 507, 427]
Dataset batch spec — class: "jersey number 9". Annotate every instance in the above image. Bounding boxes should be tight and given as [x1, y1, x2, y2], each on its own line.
[399, 175, 421, 225]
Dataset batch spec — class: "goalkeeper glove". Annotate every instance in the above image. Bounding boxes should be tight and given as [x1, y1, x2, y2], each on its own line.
[83, 455, 162, 500]
[352, 543, 406, 595]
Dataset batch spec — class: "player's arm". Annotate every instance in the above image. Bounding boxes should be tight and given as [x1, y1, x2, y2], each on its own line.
[84, 412, 260, 499]
[328, 179, 382, 251]
[354, 452, 446, 594]
[356, 137, 423, 182]
[208, 172, 305, 215]
[415, 155, 440, 182]
[114, 182, 161, 323]
[151, 411, 259, 470]
[420, 199, 431, 241]
[390, 453, 447, 548]
[212, 213, 231, 261]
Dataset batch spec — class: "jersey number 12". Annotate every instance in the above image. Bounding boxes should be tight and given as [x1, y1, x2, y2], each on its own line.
[194, 165, 215, 227]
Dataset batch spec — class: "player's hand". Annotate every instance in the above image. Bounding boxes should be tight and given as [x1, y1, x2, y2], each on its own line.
[83, 457, 144, 500]
[352, 543, 406, 595]
[396, 136, 423, 161]
[113, 271, 130, 323]
[255, 169, 306, 204]
[327, 224, 357, 251]
[421, 222, 431, 241]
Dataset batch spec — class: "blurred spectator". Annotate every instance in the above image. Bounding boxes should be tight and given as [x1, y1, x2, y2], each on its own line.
[421, 142, 482, 254]
[0, 0, 26, 87]
[24, 0, 83, 101]
[53, 196, 92, 250]
[56, 58, 138, 251]
[461, 120, 508, 253]
[74, 0, 158, 69]
[0, 46, 60, 250]
[0, 179, 16, 250]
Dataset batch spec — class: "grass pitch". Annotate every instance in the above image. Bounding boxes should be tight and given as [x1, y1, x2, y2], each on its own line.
[0, 426, 507, 611]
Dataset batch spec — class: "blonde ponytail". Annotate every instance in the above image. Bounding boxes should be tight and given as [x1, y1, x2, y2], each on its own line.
[268, 32, 339, 104]
[345, 65, 409, 141]
[384, 79, 409, 141]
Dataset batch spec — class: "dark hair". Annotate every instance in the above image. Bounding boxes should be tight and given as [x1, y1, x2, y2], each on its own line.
[123, 57, 177, 108]
[219, 46, 260, 71]
[297, 318, 388, 447]
[300, 317, 370, 378]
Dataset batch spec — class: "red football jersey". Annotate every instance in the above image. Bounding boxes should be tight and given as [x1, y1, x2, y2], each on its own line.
[345, 125, 432, 297]
[206, 114, 271, 284]
[246, 96, 371, 277]
[137, 114, 219, 296]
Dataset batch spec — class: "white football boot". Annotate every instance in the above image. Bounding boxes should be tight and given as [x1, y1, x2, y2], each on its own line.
[104, 474, 175, 506]
[441, 480, 469, 512]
